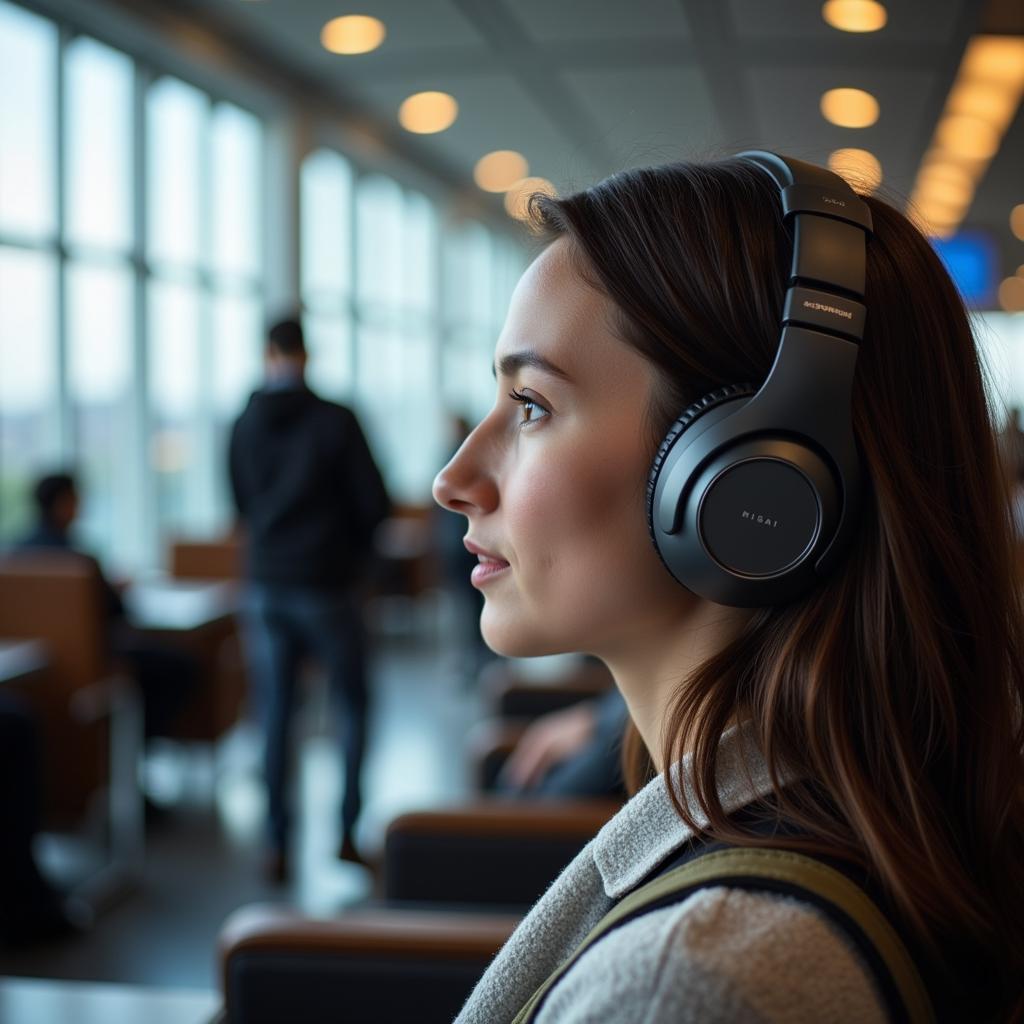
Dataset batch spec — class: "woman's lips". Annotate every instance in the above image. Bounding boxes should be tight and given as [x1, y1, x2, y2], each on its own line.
[470, 555, 511, 588]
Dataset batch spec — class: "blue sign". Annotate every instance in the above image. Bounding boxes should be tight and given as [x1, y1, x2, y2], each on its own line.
[931, 231, 998, 309]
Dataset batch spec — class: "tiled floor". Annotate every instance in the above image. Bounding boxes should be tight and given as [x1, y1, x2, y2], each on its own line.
[0, 622, 484, 992]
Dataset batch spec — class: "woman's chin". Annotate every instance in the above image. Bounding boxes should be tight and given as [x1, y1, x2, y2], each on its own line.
[479, 614, 569, 659]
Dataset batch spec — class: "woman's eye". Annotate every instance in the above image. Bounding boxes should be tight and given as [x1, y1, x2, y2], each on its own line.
[508, 388, 549, 426]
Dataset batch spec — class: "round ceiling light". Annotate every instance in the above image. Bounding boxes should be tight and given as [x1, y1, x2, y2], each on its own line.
[820, 88, 879, 128]
[474, 151, 530, 193]
[504, 177, 557, 222]
[398, 91, 458, 134]
[320, 15, 386, 55]
[827, 148, 882, 191]
[822, 1, 887, 33]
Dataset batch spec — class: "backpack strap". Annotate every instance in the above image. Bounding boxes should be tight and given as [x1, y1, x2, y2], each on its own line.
[511, 847, 935, 1024]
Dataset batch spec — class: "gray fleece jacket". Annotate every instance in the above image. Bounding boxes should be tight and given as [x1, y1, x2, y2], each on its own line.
[454, 720, 887, 1023]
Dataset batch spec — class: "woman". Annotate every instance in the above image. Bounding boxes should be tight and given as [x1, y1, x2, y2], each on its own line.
[433, 153, 1024, 1023]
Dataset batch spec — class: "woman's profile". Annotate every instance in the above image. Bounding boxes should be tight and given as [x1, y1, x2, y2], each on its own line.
[433, 153, 1024, 1023]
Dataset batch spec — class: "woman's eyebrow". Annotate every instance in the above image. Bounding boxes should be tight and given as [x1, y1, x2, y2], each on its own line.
[492, 350, 572, 382]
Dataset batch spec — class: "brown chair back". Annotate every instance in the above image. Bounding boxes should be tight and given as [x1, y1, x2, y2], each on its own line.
[0, 552, 111, 826]
[169, 537, 242, 581]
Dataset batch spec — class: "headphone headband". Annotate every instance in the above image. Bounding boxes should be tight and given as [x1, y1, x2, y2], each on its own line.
[645, 151, 872, 606]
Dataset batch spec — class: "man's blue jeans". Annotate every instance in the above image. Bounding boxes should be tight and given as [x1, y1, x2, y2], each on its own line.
[242, 584, 368, 852]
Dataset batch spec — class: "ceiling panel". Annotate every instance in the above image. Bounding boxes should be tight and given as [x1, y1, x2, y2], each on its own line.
[561, 67, 719, 171]
[503, 0, 691, 45]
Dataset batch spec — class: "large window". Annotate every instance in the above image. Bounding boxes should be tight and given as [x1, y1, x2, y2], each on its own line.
[0, 2, 264, 571]
[0, 2, 59, 543]
[0, 0, 530, 571]
[298, 150, 526, 506]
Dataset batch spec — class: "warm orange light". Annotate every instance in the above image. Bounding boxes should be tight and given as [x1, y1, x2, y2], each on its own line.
[917, 160, 976, 191]
[474, 151, 529, 193]
[916, 177, 972, 208]
[398, 91, 458, 134]
[821, 0, 887, 33]
[828, 148, 882, 191]
[320, 15, 386, 55]
[504, 177, 557, 222]
[1011, 204, 1024, 242]
[998, 276, 1024, 312]
[946, 79, 1018, 132]
[935, 114, 999, 160]
[960, 36, 1024, 91]
[820, 87, 879, 128]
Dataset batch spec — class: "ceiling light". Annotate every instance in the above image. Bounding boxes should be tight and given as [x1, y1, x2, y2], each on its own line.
[398, 91, 458, 134]
[916, 160, 976, 191]
[821, 1, 887, 33]
[820, 88, 879, 128]
[998, 276, 1024, 312]
[1011, 204, 1024, 242]
[320, 15, 386, 55]
[474, 151, 530, 193]
[959, 36, 1024, 91]
[935, 114, 999, 160]
[916, 178, 973, 208]
[946, 79, 1018, 133]
[504, 177, 557, 222]
[827, 148, 882, 191]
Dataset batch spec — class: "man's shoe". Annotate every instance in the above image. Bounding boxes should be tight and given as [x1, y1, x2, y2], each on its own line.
[337, 836, 369, 868]
[264, 849, 289, 885]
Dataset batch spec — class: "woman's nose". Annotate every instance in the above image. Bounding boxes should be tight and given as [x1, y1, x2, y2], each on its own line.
[432, 433, 498, 517]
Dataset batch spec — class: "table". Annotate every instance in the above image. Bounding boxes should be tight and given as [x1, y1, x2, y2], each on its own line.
[0, 976, 220, 1024]
[122, 579, 245, 743]
[123, 579, 238, 633]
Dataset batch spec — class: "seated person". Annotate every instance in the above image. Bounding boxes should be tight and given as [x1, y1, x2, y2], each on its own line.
[17, 472, 197, 742]
[497, 688, 628, 798]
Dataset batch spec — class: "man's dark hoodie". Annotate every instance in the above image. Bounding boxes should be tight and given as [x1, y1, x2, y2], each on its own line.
[228, 385, 390, 589]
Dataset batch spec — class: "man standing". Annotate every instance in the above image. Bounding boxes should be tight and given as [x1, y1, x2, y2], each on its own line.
[229, 318, 390, 881]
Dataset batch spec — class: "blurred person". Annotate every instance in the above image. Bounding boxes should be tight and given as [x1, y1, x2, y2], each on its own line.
[497, 688, 628, 798]
[17, 472, 198, 746]
[229, 317, 390, 881]
[433, 154, 1023, 1022]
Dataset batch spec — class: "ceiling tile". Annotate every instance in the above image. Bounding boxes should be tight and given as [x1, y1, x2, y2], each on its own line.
[502, 0, 691, 45]
[562, 67, 720, 171]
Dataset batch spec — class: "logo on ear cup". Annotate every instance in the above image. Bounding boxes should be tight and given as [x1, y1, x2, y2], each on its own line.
[699, 459, 820, 577]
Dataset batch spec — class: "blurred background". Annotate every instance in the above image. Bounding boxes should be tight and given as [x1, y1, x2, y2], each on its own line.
[0, 0, 1022, 1020]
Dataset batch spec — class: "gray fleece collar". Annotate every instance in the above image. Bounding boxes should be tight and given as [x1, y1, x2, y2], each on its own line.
[592, 720, 797, 898]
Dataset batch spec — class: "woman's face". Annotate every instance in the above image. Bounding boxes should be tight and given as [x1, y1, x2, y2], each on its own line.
[432, 238, 695, 659]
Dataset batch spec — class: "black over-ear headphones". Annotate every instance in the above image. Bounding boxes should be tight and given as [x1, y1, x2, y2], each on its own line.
[645, 151, 873, 608]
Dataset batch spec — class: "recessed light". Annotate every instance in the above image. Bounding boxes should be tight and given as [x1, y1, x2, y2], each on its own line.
[822, 1, 887, 33]
[398, 91, 458, 134]
[1010, 204, 1024, 241]
[820, 88, 879, 128]
[474, 151, 530, 193]
[935, 114, 999, 160]
[320, 15, 386, 55]
[504, 177, 557, 221]
[998, 276, 1024, 312]
[827, 148, 882, 191]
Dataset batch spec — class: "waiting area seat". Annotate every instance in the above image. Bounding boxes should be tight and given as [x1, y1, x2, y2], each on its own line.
[0, 552, 143, 903]
[219, 904, 519, 1024]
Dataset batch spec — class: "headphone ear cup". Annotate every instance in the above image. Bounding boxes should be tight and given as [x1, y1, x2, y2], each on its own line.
[645, 383, 757, 555]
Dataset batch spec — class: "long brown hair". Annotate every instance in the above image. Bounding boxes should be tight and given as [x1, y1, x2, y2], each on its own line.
[530, 158, 1024, 1019]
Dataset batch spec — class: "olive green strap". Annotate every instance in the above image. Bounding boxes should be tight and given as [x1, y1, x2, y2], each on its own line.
[512, 847, 934, 1024]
